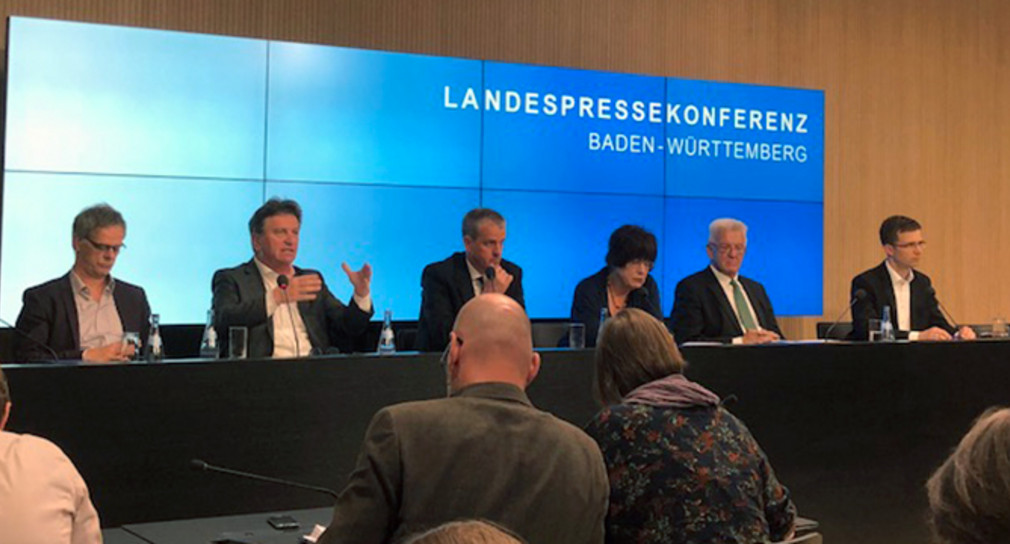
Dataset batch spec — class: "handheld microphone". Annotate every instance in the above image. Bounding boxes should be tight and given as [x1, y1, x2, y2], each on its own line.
[277, 274, 301, 357]
[0, 317, 60, 362]
[927, 286, 962, 333]
[823, 288, 867, 340]
[483, 266, 496, 294]
[189, 458, 339, 500]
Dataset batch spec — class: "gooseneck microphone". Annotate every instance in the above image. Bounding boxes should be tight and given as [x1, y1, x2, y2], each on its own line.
[927, 286, 962, 333]
[823, 288, 868, 340]
[189, 459, 339, 499]
[0, 317, 60, 362]
[277, 274, 301, 357]
[483, 266, 496, 294]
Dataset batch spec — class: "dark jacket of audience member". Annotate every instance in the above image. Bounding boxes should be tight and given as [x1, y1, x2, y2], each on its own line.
[583, 308, 796, 544]
[927, 406, 1010, 544]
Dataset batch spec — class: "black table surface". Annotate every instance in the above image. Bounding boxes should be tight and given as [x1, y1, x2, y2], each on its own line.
[6, 340, 1010, 544]
[122, 507, 332, 544]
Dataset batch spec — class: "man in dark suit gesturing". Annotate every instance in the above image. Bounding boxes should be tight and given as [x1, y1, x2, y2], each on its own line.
[849, 215, 975, 341]
[669, 218, 783, 345]
[212, 198, 373, 358]
[319, 294, 608, 544]
[416, 208, 524, 351]
[15, 204, 150, 362]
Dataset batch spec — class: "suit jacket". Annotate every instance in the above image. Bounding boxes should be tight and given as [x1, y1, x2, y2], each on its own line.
[318, 382, 609, 544]
[669, 267, 783, 344]
[211, 260, 373, 358]
[14, 273, 150, 362]
[416, 252, 525, 352]
[849, 261, 952, 340]
[570, 266, 662, 347]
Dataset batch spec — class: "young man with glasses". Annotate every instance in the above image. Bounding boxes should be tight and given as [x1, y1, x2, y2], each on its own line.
[14, 204, 150, 362]
[849, 215, 975, 341]
[669, 218, 784, 344]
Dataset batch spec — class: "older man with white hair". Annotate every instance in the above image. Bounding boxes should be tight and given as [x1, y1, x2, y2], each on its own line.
[669, 218, 783, 345]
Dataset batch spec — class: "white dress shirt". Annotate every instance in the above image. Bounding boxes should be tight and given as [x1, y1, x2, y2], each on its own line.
[254, 258, 314, 358]
[885, 260, 920, 340]
[709, 265, 760, 345]
[0, 431, 101, 544]
[466, 258, 487, 296]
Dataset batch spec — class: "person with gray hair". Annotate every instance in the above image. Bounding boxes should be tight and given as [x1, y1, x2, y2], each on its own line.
[0, 365, 102, 544]
[14, 203, 150, 362]
[926, 407, 1010, 544]
[669, 218, 783, 344]
[318, 294, 608, 544]
[416, 208, 525, 351]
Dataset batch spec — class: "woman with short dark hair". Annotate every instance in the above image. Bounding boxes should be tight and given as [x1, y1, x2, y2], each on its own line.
[569, 225, 662, 347]
[585, 309, 796, 544]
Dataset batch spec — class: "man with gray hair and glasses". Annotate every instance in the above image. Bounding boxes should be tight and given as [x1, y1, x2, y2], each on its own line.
[14, 203, 150, 362]
[669, 218, 783, 344]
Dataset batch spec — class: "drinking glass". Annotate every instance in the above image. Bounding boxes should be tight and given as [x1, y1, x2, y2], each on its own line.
[867, 319, 882, 342]
[568, 323, 586, 349]
[229, 326, 248, 359]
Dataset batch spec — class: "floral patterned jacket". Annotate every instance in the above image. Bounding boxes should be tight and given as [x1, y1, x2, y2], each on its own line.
[584, 404, 796, 544]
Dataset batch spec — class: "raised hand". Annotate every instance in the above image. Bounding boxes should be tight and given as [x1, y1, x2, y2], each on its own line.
[342, 262, 372, 298]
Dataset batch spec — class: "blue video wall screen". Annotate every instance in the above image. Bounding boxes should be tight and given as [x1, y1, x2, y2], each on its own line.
[1, 17, 823, 323]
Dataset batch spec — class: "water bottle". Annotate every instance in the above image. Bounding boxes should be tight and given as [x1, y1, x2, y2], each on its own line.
[881, 305, 895, 342]
[199, 309, 219, 359]
[147, 313, 164, 362]
[377, 309, 396, 355]
[597, 307, 608, 342]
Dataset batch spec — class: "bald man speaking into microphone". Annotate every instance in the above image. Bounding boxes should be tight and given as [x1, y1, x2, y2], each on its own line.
[416, 208, 525, 352]
[212, 198, 373, 359]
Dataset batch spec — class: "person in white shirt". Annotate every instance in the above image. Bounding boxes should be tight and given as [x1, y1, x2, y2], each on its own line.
[0, 365, 102, 544]
[850, 215, 975, 341]
[212, 198, 374, 358]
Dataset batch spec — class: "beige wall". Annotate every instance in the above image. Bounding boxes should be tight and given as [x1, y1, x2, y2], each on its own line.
[2, 0, 1006, 338]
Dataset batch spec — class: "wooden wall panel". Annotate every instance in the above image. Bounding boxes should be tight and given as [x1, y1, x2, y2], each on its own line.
[0, 0, 1007, 338]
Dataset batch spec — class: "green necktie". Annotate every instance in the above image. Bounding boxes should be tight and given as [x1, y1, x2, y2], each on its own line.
[731, 278, 757, 331]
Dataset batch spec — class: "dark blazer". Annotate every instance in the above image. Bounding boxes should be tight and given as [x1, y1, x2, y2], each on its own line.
[669, 267, 783, 344]
[849, 261, 952, 340]
[416, 252, 524, 352]
[211, 260, 373, 358]
[14, 273, 150, 362]
[570, 266, 662, 347]
[318, 382, 609, 544]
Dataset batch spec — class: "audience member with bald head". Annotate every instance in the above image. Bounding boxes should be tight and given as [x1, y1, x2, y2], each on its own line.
[927, 407, 1010, 544]
[319, 294, 609, 544]
[0, 366, 102, 544]
[444, 294, 539, 395]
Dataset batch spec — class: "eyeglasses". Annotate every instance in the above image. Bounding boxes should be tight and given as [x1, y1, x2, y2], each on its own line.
[709, 243, 746, 254]
[85, 238, 126, 254]
[892, 241, 926, 250]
